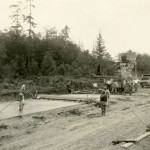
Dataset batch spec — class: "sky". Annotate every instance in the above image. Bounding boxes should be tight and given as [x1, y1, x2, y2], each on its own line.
[1, 0, 150, 58]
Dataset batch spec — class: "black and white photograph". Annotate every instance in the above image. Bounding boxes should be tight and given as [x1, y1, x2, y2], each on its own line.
[0, 0, 150, 149]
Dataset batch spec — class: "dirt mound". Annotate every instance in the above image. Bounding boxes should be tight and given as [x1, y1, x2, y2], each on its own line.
[57, 109, 82, 117]
[0, 134, 12, 141]
[0, 124, 8, 130]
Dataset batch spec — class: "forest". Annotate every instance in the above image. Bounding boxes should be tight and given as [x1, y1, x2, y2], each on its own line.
[0, 0, 149, 79]
[0, 0, 150, 95]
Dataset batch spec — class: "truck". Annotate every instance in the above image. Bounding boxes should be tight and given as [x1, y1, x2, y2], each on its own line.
[140, 74, 150, 88]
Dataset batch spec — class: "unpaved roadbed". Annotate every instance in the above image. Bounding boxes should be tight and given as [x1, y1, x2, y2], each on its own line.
[0, 89, 150, 150]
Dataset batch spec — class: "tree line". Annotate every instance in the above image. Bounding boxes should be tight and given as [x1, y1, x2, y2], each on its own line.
[0, 26, 116, 78]
[0, 0, 149, 79]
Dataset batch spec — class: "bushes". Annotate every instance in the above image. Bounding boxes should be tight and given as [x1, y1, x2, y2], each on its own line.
[0, 76, 99, 101]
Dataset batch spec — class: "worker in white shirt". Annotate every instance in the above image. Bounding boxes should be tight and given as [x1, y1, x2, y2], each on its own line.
[18, 84, 25, 117]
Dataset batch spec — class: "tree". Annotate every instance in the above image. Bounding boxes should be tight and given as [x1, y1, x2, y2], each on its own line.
[92, 33, 116, 75]
[56, 64, 66, 75]
[136, 54, 150, 75]
[76, 50, 96, 76]
[60, 25, 70, 41]
[4, 32, 27, 76]
[45, 27, 58, 39]
[96, 64, 101, 75]
[9, 0, 23, 37]
[41, 51, 56, 75]
[30, 60, 38, 75]
[0, 33, 7, 78]
[92, 33, 106, 75]
[93, 33, 105, 59]
[23, 0, 36, 38]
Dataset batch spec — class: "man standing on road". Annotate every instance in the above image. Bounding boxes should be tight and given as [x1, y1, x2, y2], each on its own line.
[100, 90, 108, 116]
[93, 83, 98, 94]
[20, 84, 25, 92]
[18, 91, 25, 117]
[18, 84, 25, 117]
[111, 81, 118, 93]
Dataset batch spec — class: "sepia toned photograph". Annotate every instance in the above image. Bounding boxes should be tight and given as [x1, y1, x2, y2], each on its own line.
[0, 0, 150, 150]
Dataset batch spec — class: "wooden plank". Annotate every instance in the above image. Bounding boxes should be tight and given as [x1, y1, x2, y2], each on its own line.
[121, 132, 150, 149]
[136, 132, 150, 141]
[122, 142, 135, 149]
[112, 139, 136, 145]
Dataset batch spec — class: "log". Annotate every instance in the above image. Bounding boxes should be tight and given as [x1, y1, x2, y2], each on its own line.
[121, 132, 150, 149]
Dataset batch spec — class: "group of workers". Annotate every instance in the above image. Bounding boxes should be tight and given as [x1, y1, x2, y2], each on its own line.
[105, 78, 139, 95]
[100, 78, 140, 116]
[17, 78, 139, 118]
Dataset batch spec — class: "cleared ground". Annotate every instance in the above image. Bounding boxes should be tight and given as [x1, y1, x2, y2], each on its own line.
[0, 88, 150, 150]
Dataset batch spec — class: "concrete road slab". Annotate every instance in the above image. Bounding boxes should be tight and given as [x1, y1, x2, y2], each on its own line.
[0, 99, 79, 120]
[39, 94, 100, 101]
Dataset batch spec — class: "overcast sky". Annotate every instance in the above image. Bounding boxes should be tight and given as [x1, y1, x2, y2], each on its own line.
[1, 0, 150, 58]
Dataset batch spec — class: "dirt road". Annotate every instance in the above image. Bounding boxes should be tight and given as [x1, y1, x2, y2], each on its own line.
[0, 88, 150, 150]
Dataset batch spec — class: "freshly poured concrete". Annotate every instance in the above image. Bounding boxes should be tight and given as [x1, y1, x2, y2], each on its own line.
[39, 94, 100, 101]
[0, 99, 78, 119]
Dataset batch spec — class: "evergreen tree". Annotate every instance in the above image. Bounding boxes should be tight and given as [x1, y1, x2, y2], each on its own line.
[92, 33, 106, 75]
[60, 25, 70, 41]
[23, 0, 36, 38]
[93, 33, 105, 59]
[42, 51, 56, 75]
[9, 0, 23, 37]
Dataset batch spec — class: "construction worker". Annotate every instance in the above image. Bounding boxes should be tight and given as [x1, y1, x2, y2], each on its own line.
[93, 83, 98, 94]
[18, 84, 25, 117]
[66, 81, 72, 94]
[18, 91, 25, 117]
[20, 84, 25, 92]
[34, 90, 38, 99]
[120, 79, 125, 94]
[106, 79, 112, 91]
[133, 79, 139, 92]
[105, 88, 110, 109]
[129, 83, 133, 96]
[111, 81, 118, 93]
[105, 88, 110, 99]
[100, 90, 108, 116]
